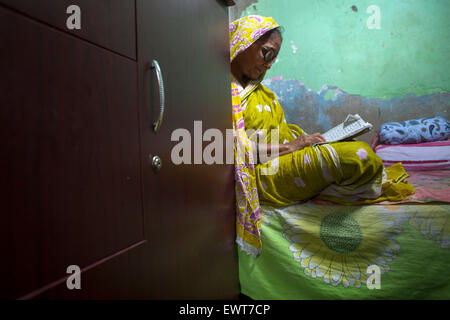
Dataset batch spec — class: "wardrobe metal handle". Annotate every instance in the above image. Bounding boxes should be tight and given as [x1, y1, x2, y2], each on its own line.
[151, 60, 165, 132]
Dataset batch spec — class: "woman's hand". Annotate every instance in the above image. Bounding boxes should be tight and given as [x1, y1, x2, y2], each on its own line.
[255, 133, 326, 164]
[288, 133, 326, 152]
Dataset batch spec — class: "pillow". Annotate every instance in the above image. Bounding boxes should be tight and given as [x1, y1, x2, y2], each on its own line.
[379, 116, 449, 145]
[375, 140, 450, 171]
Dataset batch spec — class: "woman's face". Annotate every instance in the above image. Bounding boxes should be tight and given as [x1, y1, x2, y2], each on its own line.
[232, 31, 282, 82]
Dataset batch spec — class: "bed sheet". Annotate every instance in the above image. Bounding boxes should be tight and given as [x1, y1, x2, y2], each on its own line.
[239, 201, 450, 299]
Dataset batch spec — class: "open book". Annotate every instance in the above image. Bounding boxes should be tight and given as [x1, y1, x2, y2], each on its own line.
[314, 114, 373, 145]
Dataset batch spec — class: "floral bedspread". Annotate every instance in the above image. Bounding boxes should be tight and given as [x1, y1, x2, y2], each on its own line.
[312, 170, 450, 205]
[379, 170, 450, 204]
[238, 171, 450, 299]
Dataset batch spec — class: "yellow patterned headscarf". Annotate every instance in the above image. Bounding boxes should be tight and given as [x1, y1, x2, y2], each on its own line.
[230, 15, 279, 257]
[229, 15, 279, 62]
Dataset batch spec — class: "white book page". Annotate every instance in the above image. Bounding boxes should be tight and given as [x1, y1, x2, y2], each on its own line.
[316, 114, 372, 145]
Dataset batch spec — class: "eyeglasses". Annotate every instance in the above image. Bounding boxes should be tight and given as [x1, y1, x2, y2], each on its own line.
[261, 46, 277, 63]
[261, 46, 276, 62]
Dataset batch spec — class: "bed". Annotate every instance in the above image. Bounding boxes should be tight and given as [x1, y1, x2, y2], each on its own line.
[238, 170, 450, 299]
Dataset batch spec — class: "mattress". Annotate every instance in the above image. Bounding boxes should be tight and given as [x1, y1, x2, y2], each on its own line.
[238, 171, 450, 299]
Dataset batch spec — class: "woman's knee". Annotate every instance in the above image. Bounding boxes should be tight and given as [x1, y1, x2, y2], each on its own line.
[345, 141, 378, 161]
[337, 141, 383, 177]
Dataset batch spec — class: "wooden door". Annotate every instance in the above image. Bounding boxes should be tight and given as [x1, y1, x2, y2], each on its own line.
[0, 4, 148, 299]
[0, 0, 136, 59]
[137, 0, 238, 298]
[1, 0, 238, 299]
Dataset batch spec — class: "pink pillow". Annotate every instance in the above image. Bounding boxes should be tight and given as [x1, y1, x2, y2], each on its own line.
[375, 140, 450, 171]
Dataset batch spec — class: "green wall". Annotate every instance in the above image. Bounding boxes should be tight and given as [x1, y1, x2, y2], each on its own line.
[237, 0, 450, 100]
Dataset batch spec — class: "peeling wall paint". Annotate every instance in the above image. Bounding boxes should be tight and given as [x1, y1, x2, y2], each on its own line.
[263, 77, 449, 143]
[230, 0, 450, 142]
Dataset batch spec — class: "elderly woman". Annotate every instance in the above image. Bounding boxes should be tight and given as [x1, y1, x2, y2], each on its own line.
[231, 15, 414, 256]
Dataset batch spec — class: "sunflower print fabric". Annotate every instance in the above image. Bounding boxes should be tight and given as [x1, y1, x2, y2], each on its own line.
[281, 204, 406, 288]
[238, 202, 450, 299]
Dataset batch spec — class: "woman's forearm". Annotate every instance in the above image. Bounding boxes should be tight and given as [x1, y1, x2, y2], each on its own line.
[257, 142, 293, 163]
[256, 133, 326, 163]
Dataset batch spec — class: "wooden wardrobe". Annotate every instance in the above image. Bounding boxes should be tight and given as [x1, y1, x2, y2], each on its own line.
[0, 0, 238, 299]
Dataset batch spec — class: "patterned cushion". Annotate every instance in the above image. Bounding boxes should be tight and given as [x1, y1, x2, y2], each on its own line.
[379, 116, 449, 145]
